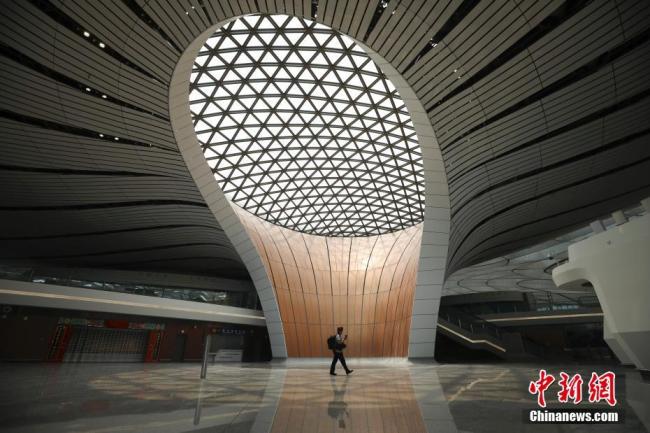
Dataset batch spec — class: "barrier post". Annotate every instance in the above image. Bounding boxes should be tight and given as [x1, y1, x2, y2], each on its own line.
[200, 334, 211, 379]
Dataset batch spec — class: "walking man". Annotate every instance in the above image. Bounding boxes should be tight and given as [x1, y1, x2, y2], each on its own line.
[330, 326, 353, 376]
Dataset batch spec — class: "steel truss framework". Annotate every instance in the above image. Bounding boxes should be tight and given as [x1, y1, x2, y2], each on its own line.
[190, 14, 425, 236]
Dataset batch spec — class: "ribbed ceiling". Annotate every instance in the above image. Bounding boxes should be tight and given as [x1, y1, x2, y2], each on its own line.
[0, 0, 649, 277]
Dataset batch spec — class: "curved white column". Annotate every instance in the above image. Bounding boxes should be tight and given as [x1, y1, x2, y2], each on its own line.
[170, 16, 449, 359]
[170, 21, 288, 358]
[363, 49, 450, 358]
[603, 318, 633, 365]
[553, 211, 650, 371]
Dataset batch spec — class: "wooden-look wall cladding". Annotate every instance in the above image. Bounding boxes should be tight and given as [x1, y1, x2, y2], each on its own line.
[235, 207, 423, 357]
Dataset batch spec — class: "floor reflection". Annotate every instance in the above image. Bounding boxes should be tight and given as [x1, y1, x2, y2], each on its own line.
[327, 378, 349, 428]
[0, 363, 279, 433]
[0, 362, 647, 433]
[435, 364, 649, 433]
[270, 367, 430, 433]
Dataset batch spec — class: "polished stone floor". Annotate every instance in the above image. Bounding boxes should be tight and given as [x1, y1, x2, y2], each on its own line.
[0, 361, 647, 433]
[436, 363, 649, 433]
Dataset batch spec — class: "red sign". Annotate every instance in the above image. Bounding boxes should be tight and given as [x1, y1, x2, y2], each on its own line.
[105, 319, 129, 329]
[529, 370, 617, 408]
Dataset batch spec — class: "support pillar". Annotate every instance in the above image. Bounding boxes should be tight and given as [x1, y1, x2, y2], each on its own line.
[552, 210, 650, 371]
[200, 334, 211, 379]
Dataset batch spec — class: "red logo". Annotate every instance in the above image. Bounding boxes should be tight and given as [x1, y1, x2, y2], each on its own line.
[588, 371, 617, 407]
[528, 369, 555, 407]
[529, 370, 617, 407]
[557, 372, 583, 404]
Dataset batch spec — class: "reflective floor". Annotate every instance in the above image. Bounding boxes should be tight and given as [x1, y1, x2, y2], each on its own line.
[436, 364, 649, 433]
[0, 361, 647, 433]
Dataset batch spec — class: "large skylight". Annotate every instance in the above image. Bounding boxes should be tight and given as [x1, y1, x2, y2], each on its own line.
[189, 14, 424, 237]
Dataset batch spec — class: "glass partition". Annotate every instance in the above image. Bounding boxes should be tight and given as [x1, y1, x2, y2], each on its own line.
[0, 265, 261, 310]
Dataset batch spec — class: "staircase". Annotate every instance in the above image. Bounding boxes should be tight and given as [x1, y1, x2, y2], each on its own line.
[437, 306, 542, 360]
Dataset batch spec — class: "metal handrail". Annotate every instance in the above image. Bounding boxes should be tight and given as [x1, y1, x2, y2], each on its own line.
[439, 306, 502, 339]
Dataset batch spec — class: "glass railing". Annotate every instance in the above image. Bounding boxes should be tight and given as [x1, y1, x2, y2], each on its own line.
[438, 306, 501, 339]
[0, 265, 261, 310]
[448, 293, 601, 316]
[439, 306, 550, 358]
[533, 294, 600, 312]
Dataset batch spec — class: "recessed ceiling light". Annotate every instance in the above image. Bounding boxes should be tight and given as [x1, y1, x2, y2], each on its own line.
[99, 42, 105, 48]
[114, 137, 119, 141]
[83, 31, 90, 37]
[99, 133, 104, 138]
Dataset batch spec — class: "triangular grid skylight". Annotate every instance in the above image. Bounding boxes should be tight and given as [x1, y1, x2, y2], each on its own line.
[190, 14, 425, 237]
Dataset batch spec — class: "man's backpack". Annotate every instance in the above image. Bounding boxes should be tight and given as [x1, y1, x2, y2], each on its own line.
[327, 335, 337, 350]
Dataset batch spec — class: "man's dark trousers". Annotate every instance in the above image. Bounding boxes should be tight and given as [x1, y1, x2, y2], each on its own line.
[330, 351, 350, 374]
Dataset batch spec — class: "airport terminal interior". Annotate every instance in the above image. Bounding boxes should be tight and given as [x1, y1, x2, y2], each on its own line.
[0, 1, 649, 432]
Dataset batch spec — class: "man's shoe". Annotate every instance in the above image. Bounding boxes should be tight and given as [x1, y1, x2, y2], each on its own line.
[346, 370, 354, 375]
[330, 372, 337, 376]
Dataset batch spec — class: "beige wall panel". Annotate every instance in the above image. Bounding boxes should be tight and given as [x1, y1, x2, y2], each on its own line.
[362, 293, 377, 324]
[235, 206, 422, 357]
[308, 324, 323, 357]
[378, 269, 393, 287]
[314, 270, 331, 295]
[364, 268, 381, 294]
[330, 237, 351, 271]
[290, 290, 308, 325]
[275, 288, 295, 323]
[347, 324, 362, 357]
[298, 266, 317, 293]
[309, 235, 330, 269]
[347, 270, 363, 296]
[360, 325, 373, 355]
[352, 294, 364, 325]
[295, 324, 311, 357]
[383, 320, 396, 354]
[283, 266, 301, 291]
[332, 294, 347, 326]
[270, 260, 289, 290]
[303, 293, 320, 324]
[330, 270, 347, 296]
[374, 291, 390, 325]
[318, 294, 334, 325]
[283, 322, 299, 356]
[372, 322, 386, 355]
